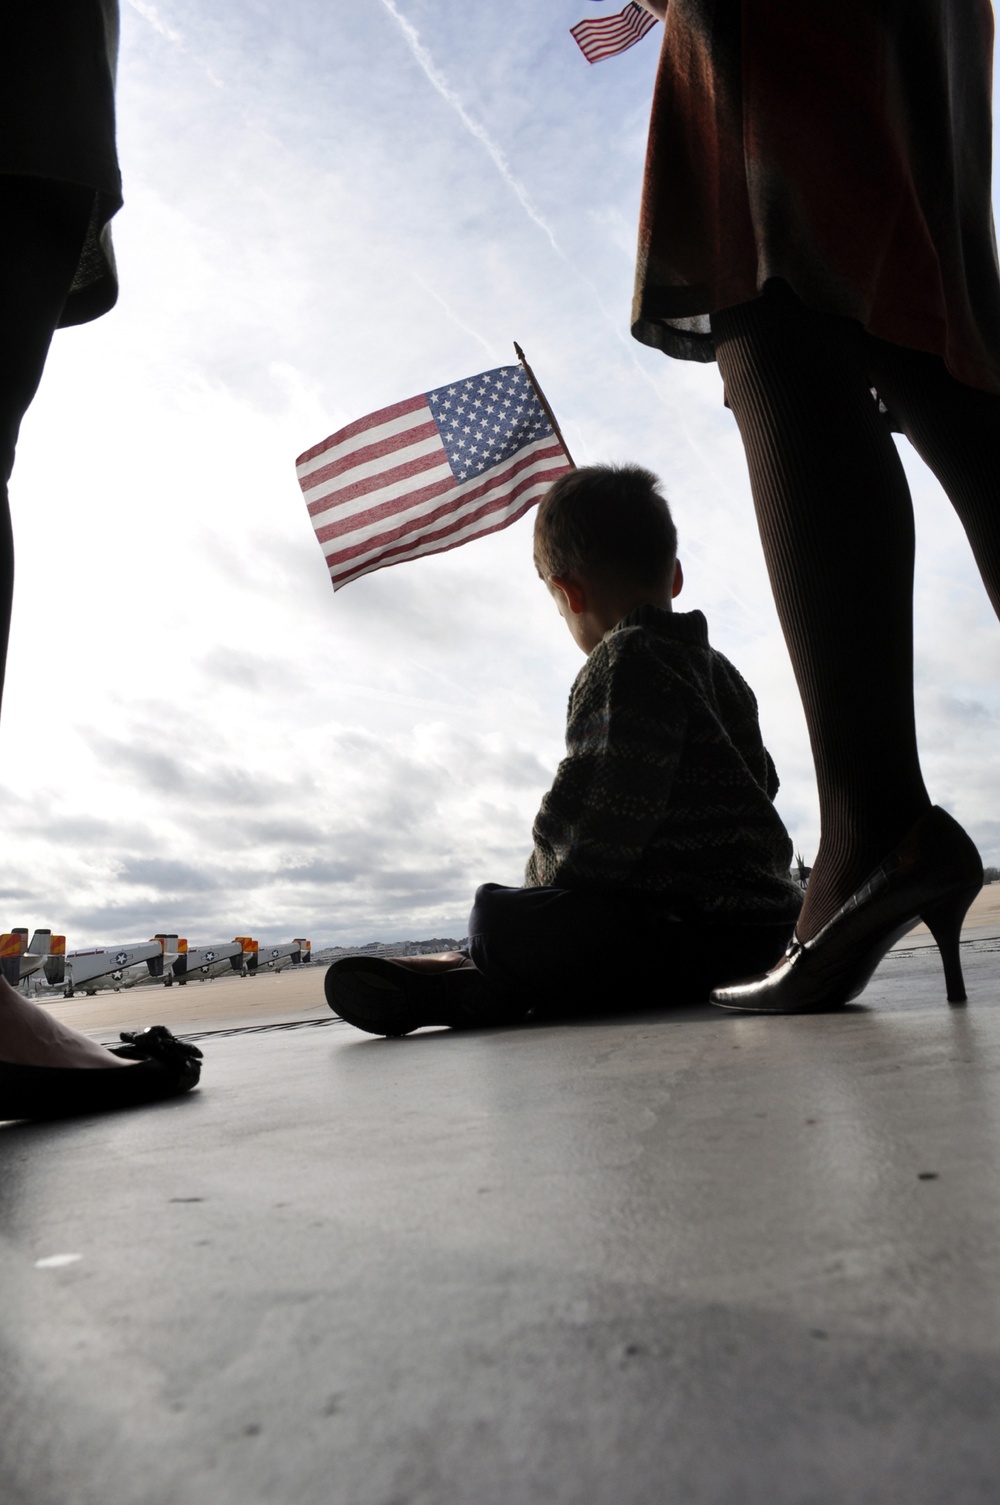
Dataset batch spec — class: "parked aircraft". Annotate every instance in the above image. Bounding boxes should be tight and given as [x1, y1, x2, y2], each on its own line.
[131, 937, 250, 986]
[256, 938, 311, 974]
[0, 929, 66, 985]
[57, 941, 165, 997]
[175, 941, 244, 982]
[4, 925, 312, 994]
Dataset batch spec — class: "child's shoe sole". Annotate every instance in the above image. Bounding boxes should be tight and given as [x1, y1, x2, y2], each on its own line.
[324, 956, 523, 1037]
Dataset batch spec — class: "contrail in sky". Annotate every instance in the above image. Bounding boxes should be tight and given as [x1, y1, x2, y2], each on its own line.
[125, 0, 225, 87]
[376, 0, 562, 255]
[125, 0, 183, 45]
[410, 273, 500, 361]
[375, 0, 757, 620]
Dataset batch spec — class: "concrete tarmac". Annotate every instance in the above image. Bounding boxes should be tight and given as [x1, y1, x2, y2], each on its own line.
[2, 939, 1000, 1504]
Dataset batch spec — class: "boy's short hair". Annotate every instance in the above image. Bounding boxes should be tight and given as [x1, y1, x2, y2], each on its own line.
[534, 463, 678, 591]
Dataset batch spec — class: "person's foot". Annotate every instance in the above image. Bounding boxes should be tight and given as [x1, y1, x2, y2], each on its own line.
[0, 977, 132, 1069]
[325, 954, 524, 1037]
[712, 806, 982, 1012]
[795, 801, 935, 942]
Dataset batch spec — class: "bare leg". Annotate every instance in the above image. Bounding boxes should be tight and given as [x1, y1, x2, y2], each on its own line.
[0, 977, 130, 1068]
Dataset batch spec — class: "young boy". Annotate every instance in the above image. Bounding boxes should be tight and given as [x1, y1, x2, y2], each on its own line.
[326, 464, 801, 1035]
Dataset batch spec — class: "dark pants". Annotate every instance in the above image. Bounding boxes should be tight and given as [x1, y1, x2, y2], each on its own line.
[0, 177, 93, 714]
[465, 883, 795, 1013]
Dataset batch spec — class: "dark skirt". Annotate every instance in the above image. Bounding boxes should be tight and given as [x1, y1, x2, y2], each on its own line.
[632, 1, 1000, 395]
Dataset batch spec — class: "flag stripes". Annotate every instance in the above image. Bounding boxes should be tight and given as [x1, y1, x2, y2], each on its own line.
[297, 365, 572, 591]
[327, 454, 561, 592]
[570, 3, 657, 63]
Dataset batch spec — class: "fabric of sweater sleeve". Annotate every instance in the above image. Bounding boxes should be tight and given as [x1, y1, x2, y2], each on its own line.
[522, 607, 801, 921]
[525, 632, 685, 892]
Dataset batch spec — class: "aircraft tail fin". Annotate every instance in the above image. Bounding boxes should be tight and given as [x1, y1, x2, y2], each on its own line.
[147, 936, 166, 979]
[234, 936, 258, 974]
[27, 929, 52, 956]
[173, 939, 189, 979]
[293, 938, 311, 965]
[43, 935, 67, 986]
[1, 932, 23, 985]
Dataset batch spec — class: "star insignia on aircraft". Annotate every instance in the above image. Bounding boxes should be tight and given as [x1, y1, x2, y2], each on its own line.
[115, 951, 128, 965]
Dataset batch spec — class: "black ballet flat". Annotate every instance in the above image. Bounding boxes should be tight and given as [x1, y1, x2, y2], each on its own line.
[710, 806, 983, 1014]
[0, 1026, 203, 1121]
[325, 956, 524, 1037]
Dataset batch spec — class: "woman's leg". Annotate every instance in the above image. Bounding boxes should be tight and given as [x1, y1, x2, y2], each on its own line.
[0, 178, 128, 1070]
[864, 339, 1000, 619]
[0, 177, 93, 711]
[712, 283, 931, 942]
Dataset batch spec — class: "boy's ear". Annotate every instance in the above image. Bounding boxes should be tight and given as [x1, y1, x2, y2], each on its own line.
[671, 558, 684, 599]
[549, 573, 588, 615]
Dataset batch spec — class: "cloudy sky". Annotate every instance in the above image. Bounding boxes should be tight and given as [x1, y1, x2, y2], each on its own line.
[3, 1, 1000, 949]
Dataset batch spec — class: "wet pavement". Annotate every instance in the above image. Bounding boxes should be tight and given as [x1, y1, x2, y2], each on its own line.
[2, 939, 999, 1504]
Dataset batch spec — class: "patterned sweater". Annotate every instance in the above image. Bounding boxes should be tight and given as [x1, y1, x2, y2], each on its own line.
[525, 606, 801, 922]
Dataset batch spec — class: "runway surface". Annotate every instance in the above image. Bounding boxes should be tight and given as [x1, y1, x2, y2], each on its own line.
[3, 937, 1000, 1504]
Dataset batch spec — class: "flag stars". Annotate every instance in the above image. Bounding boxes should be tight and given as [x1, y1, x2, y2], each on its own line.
[426, 365, 557, 483]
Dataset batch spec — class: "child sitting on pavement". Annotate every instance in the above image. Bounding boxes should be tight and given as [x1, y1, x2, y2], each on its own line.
[325, 463, 802, 1035]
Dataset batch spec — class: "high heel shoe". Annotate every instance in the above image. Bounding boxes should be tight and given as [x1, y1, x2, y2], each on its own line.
[0, 1026, 203, 1121]
[710, 806, 982, 1014]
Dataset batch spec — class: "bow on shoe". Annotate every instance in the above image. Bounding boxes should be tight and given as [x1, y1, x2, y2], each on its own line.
[114, 1026, 204, 1064]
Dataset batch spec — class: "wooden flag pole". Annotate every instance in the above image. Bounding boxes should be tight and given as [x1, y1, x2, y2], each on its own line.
[513, 343, 576, 468]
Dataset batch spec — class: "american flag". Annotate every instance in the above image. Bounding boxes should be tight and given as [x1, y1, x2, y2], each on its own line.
[570, 2, 658, 64]
[297, 365, 573, 591]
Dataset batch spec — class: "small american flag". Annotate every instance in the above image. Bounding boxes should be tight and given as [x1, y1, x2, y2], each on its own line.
[571, 2, 658, 64]
[298, 364, 573, 591]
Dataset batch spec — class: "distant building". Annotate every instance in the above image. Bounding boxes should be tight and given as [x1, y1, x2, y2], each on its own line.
[312, 938, 463, 965]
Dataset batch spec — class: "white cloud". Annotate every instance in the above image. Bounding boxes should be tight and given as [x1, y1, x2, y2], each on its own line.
[376, 0, 562, 253]
[125, 0, 183, 47]
[2, 2, 999, 949]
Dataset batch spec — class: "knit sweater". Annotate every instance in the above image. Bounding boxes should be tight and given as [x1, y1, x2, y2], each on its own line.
[525, 606, 802, 922]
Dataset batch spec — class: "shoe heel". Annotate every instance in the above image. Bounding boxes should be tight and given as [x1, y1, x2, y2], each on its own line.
[920, 887, 977, 1003]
